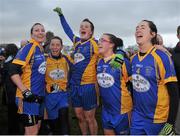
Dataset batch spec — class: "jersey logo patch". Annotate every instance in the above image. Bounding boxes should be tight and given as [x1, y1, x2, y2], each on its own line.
[74, 53, 85, 64]
[97, 73, 114, 88]
[132, 74, 150, 92]
[49, 69, 65, 80]
[38, 61, 46, 74]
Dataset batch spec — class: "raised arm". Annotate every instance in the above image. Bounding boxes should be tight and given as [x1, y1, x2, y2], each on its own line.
[54, 7, 76, 42]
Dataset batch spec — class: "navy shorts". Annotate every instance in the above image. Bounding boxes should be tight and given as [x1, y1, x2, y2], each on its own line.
[102, 109, 130, 135]
[70, 84, 97, 110]
[130, 111, 165, 135]
[45, 91, 69, 119]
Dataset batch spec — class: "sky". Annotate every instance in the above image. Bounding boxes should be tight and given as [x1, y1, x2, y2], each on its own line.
[0, 0, 180, 48]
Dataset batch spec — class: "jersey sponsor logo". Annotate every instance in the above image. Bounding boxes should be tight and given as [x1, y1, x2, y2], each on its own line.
[38, 61, 46, 74]
[132, 74, 150, 92]
[49, 69, 65, 80]
[74, 53, 85, 64]
[97, 73, 114, 88]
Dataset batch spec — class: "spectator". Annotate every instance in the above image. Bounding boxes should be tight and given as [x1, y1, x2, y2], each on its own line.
[155, 34, 171, 56]
[20, 40, 29, 48]
[2, 44, 21, 134]
[172, 25, 180, 134]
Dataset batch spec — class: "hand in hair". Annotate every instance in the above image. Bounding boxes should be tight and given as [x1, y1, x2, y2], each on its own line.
[53, 7, 63, 16]
[110, 53, 124, 69]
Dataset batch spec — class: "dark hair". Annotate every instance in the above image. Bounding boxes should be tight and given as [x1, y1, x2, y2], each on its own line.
[30, 23, 43, 34]
[177, 25, 180, 35]
[50, 36, 63, 45]
[103, 33, 123, 53]
[82, 18, 94, 34]
[5, 43, 18, 57]
[142, 20, 157, 45]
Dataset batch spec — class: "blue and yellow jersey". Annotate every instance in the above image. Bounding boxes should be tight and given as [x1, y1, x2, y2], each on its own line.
[59, 15, 99, 85]
[131, 46, 177, 123]
[45, 54, 73, 93]
[13, 39, 46, 98]
[97, 54, 132, 115]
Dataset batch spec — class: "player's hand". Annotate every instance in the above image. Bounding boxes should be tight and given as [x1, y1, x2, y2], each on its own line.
[110, 54, 124, 69]
[53, 7, 63, 16]
[22, 89, 36, 102]
[50, 83, 61, 93]
[159, 123, 175, 135]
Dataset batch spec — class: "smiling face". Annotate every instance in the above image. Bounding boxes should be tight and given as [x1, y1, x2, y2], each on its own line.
[31, 24, 46, 44]
[50, 38, 63, 56]
[79, 21, 93, 41]
[98, 34, 114, 57]
[135, 21, 156, 48]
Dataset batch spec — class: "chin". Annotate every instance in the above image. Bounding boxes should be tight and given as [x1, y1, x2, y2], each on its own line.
[81, 35, 91, 41]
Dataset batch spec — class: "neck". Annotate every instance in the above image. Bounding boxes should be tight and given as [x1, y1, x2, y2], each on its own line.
[103, 50, 114, 58]
[51, 53, 62, 59]
[139, 43, 153, 53]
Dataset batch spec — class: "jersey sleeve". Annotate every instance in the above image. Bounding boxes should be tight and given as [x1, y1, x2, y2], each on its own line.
[59, 15, 78, 44]
[12, 44, 33, 67]
[63, 55, 74, 68]
[90, 39, 99, 55]
[157, 51, 177, 84]
[122, 58, 131, 83]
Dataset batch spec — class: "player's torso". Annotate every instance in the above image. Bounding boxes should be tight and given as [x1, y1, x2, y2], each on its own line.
[46, 56, 69, 92]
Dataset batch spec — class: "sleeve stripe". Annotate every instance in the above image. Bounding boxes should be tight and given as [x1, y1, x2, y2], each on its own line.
[12, 59, 26, 66]
[164, 76, 177, 84]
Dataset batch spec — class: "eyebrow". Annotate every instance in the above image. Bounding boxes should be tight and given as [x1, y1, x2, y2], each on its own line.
[136, 24, 145, 29]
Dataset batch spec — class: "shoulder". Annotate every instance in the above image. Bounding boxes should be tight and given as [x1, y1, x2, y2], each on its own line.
[154, 49, 169, 59]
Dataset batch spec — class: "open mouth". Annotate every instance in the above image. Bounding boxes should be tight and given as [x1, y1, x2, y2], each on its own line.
[81, 31, 86, 36]
[136, 34, 143, 39]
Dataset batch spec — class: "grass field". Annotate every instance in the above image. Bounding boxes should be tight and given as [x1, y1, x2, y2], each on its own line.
[0, 86, 103, 135]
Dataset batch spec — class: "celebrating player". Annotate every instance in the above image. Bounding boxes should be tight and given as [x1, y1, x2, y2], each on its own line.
[97, 33, 132, 135]
[130, 20, 179, 135]
[53, 7, 98, 134]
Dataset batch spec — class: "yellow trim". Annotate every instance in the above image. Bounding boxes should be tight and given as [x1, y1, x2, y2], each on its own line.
[153, 84, 169, 123]
[151, 50, 165, 83]
[120, 74, 133, 114]
[12, 59, 26, 66]
[103, 54, 115, 63]
[90, 39, 99, 54]
[25, 44, 36, 65]
[151, 49, 176, 123]
[164, 76, 177, 84]
[138, 46, 155, 62]
[122, 63, 129, 82]
[80, 37, 94, 45]
[29, 39, 40, 46]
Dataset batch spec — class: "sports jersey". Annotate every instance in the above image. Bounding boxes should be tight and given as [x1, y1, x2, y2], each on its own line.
[131, 46, 177, 123]
[13, 39, 46, 97]
[45, 54, 72, 93]
[59, 15, 99, 85]
[97, 54, 132, 115]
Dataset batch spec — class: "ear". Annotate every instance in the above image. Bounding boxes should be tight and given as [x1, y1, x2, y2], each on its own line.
[110, 43, 115, 49]
[151, 32, 156, 38]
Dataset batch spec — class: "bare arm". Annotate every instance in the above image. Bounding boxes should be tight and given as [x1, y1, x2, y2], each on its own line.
[11, 74, 27, 92]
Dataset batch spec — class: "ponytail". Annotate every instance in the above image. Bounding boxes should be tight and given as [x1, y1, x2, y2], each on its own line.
[103, 33, 124, 53]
